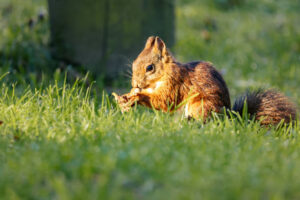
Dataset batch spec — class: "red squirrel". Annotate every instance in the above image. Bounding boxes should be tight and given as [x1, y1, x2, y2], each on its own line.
[113, 36, 297, 125]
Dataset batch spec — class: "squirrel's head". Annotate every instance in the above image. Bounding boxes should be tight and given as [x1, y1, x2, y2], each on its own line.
[131, 36, 174, 89]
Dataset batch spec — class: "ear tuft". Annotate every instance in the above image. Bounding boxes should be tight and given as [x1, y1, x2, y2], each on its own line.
[151, 36, 168, 57]
[153, 37, 166, 53]
[145, 36, 156, 49]
[144, 36, 173, 63]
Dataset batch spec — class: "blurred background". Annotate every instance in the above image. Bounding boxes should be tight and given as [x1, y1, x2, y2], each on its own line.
[0, 0, 299, 103]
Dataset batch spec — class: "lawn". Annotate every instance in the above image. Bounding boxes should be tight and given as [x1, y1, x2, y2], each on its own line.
[0, 0, 300, 199]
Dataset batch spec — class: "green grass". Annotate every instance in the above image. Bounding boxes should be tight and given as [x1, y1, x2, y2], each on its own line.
[0, 0, 300, 199]
[0, 81, 299, 199]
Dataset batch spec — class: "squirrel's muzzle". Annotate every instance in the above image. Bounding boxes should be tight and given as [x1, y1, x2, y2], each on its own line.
[132, 80, 138, 88]
[132, 79, 146, 89]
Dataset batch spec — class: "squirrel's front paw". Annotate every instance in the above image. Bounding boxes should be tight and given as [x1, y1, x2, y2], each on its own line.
[112, 92, 139, 113]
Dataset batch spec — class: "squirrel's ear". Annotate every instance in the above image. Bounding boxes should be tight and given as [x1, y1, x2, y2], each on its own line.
[153, 37, 166, 54]
[144, 36, 173, 62]
[145, 36, 156, 49]
[152, 37, 169, 57]
[153, 37, 173, 63]
[145, 36, 167, 55]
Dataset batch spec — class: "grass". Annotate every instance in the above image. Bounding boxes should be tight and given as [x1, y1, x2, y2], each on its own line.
[0, 0, 300, 199]
[1, 81, 299, 199]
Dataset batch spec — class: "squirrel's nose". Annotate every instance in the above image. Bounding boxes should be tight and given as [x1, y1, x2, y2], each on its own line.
[137, 83, 143, 88]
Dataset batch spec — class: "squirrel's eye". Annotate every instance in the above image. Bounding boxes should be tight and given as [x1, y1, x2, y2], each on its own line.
[146, 64, 154, 72]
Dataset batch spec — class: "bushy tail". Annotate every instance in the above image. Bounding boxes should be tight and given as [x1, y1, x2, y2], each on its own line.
[232, 89, 297, 125]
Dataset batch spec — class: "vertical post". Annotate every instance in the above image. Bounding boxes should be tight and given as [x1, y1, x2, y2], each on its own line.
[48, 0, 175, 78]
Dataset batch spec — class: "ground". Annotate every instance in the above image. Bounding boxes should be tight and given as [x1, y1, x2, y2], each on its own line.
[0, 0, 300, 199]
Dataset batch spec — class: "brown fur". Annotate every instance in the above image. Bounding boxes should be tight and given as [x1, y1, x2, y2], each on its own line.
[129, 36, 230, 119]
[115, 36, 297, 125]
[233, 89, 297, 125]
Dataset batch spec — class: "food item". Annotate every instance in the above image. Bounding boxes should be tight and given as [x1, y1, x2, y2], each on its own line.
[112, 88, 140, 113]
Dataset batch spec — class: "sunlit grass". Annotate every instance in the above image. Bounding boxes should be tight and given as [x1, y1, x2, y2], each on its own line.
[0, 80, 299, 199]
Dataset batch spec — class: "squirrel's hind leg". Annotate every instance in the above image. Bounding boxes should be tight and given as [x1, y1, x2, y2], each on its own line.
[185, 100, 211, 121]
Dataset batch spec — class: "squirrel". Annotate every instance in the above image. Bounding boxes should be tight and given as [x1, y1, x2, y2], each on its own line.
[112, 36, 297, 126]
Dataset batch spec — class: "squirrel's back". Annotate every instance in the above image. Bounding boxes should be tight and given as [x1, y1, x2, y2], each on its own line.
[183, 61, 231, 110]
